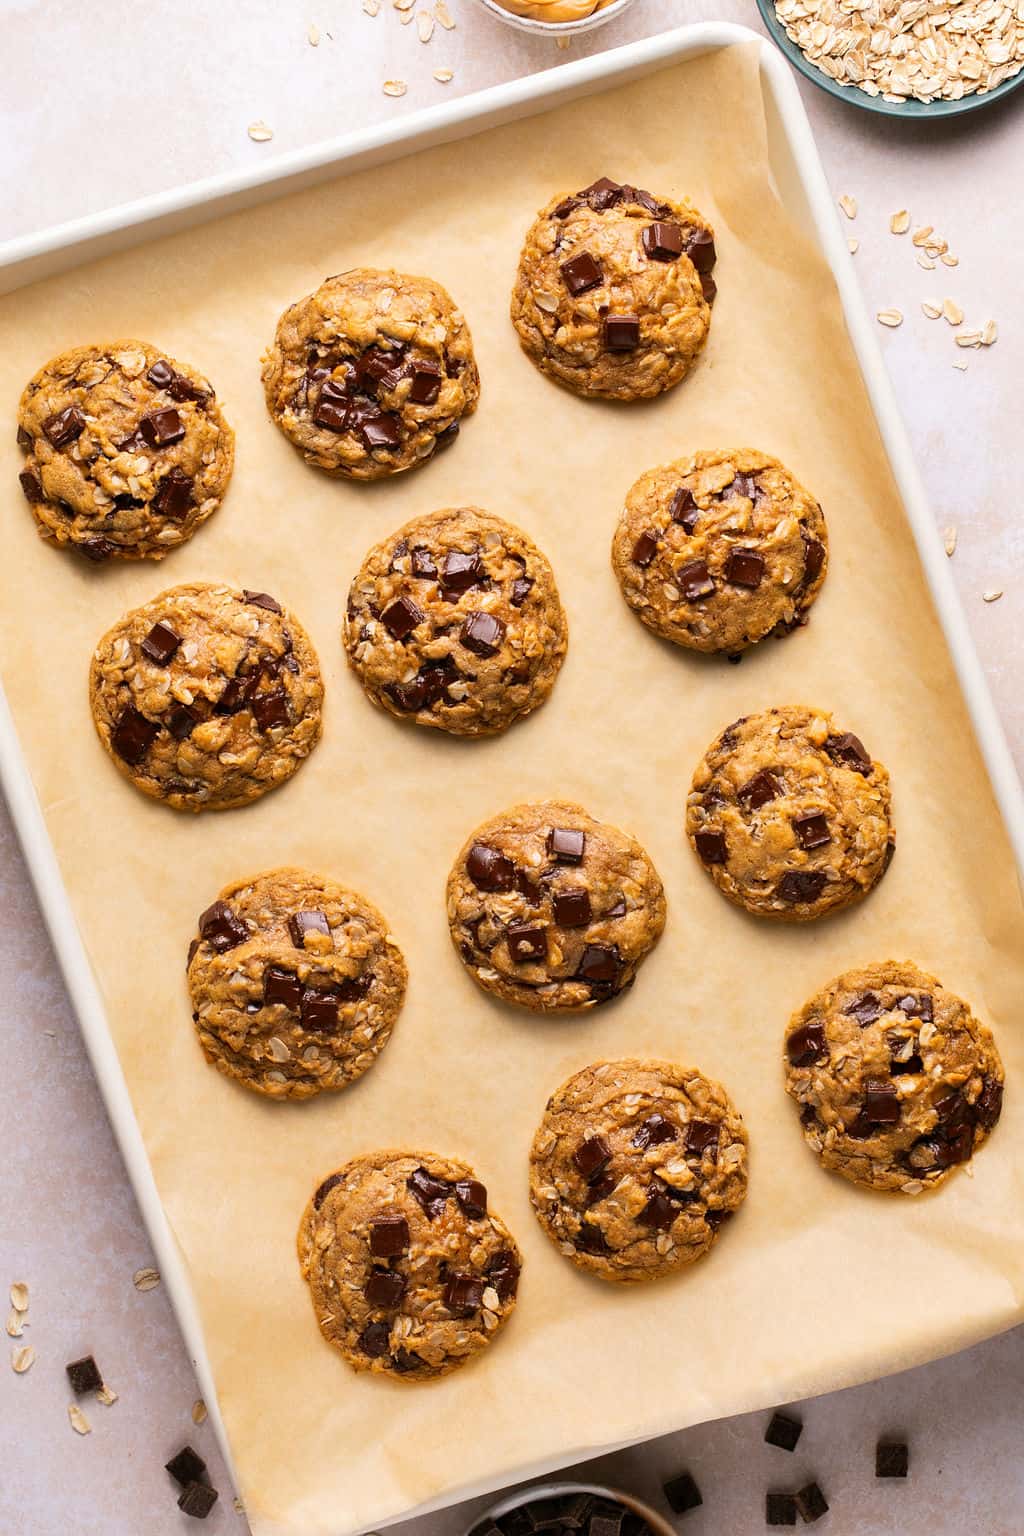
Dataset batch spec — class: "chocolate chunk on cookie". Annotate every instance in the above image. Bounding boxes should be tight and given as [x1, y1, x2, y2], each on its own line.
[529, 1058, 747, 1282]
[261, 268, 479, 480]
[446, 799, 666, 1011]
[611, 449, 828, 655]
[297, 1151, 521, 1380]
[784, 961, 1003, 1194]
[511, 178, 715, 402]
[686, 706, 894, 921]
[343, 506, 568, 737]
[89, 581, 323, 811]
[16, 341, 233, 561]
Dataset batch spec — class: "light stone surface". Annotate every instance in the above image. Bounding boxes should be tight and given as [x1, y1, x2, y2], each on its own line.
[1, 0, 1021, 1531]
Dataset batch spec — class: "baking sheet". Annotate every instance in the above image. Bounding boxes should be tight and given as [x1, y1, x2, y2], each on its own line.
[1, 41, 1023, 1536]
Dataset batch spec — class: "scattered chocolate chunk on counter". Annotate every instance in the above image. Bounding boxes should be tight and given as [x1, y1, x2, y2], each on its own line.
[178, 1481, 219, 1519]
[65, 1355, 103, 1395]
[663, 1471, 703, 1514]
[794, 1482, 829, 1523]
[166, 1446, 208, 1487]
[765, 1411, 804, 1451]
[766, 1491, 798, 1526]
[876, 1441, 910, 1478]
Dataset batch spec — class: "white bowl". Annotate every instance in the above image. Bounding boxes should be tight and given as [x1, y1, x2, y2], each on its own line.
[474, 0, 638, 38]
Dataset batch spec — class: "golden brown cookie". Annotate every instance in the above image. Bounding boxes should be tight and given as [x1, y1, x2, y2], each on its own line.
[17, 340, 234, 561]
[89, 582, 323, 812]
[611, 449, 828, 655]
[343, 506, 568, 736]
[529, 1059, 748, 1283]
[686, 706, 894, 920]
[297, 1150, 522, 1381]
[510, 177, 715, 402]
[261, 268, 479, 479]
[784, 961, 1004, 1194]
[446, 799, 666, 1011]
[187, 869, 406, 1100]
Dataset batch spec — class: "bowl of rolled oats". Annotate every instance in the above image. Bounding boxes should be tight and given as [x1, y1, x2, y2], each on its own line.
[757, 0, 1024, 115]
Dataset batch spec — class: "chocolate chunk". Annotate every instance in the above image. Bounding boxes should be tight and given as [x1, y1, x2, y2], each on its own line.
[897, 993, 933, 1021]
[695, 830, 727, 864]
[889, 1042, 924, 1076]
[669, 486, 700, 531]
[560, 252, 603, 295]
[531, 1500, 573, 1532]
[299, 987, 340, 1031]
[146, 359, 175, 389]
[407, 1166, 452, 1219]
[432, 421, 460, 454]
[825, 731, 872, 773]
[510, 575, 533, 607]
[314, 393, 350, 432]
[575, 1221, 609, 1254]
[460, 610, 506, 657]
[582, 175, 624, 208]
[388, 654, 459, 712]
[729, 472, 761, 501]
[485, 1249, 520, 1300]
[604, 314, 640, 350]
[360, 410, 402, 450]
[112, 706, 158, 765]
[576, 944, 619, 984]
[677, 559, 716, 601]
[639, 1187, 677, 1230]
[443, 1272, 485, 1316]
[793, 812, 831, 850]
[215, 675, 254, 715]
[408, 546, 437, 579]
[441, 549, 485, 594]
[632, 529, 659, 567]
[723, 548, 765, 589]
[863, 1078, 901, 1124]
[976, 1077, 1003, 1131]
[455, 1178, 487, 1218]
[633, 1113, 677, 1149]
[252, 688, 290, 731]
[642, 221, 683, 261]
[548, 826, 585, 864]
[289, 909, 330, 948]
[382, 594, 424, 641]
[467, 842, 516, 892]
[313, 1172, 344, 1209]
[166, 1446, 207, 1487]
[359, 1320, 391, 1358]
[197, 901, 248, 954]
[686, 1120, 720, 1158]
[590, 1511, 623, 1536]
[168, 373, 208, 404]
[264, 966, 303, 1010]
[802, 535, 826, 585]
[683, 227, 717, 272]
[605, 895, 627, 918]
[140, 620, 181, 665]
[585, 1172, 617, 1205]
[664, 1472, 703, 1515]
[794, 1483, 829, 1523]
[766, 1493, 797, 1526]
[573, 1134, 612, 1181]
[876, 1441, 909, 1478]
[786, 1022, 827, 1067]
[408, 363, 442, 404]
[845, 992, 882, 1027]
[701, 269, 717, 304]
[178, 1482, 219, 1519]
[19, 468, 44, 503]
[370, 1214, 410, 1257]
[151, 465, 193, 520]
[507, 923, 547, 963]
[738, 768, 783, 809]
[704, 1207, 732, 1230]
[777, 870, 827, 904]
[66, 1355, 103, 1394]
[243, 589, 282, 613]
[364, 1267, 407, 1309]
[139, 407, 185, 448]
[43, 406, 86, 449]
[553, 888, 592, 927]
[765, 1411, 803, 1451]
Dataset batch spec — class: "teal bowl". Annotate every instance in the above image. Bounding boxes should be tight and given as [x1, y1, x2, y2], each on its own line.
[755, 0, 1024, 118]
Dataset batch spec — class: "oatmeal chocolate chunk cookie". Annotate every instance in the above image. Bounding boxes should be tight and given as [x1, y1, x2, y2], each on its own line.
[784, 962, 1004, 1194]
[261, 268, 479, 480]
[187, 868, 406, 1100]
[530, 1058, 748, 1283]
[686, 706, 894, 921]
[298, 1150, 522, 1380]
[343, 506, 568, 736]
[510, 177, 715, 402]
[446, 799, 666, 1011]
[611, 449, 828, 655]
[89, 582, 323, 812]
[17, 340, 234, 561]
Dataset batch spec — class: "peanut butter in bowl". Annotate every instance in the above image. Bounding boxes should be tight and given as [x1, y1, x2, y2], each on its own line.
[478, 0, 636, 34]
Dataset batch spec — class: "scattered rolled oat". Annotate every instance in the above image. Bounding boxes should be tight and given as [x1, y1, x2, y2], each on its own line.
[417, 9, 435, 37]
[435, 0, 455, 25]
[956, 331, 983, 348]
[922, 301, 942, 319]
[942, 298, 964, 326]
[983, 590, 1003, 603]
[912, 226, 935, 246]
[383, 79, 407, 95]
[890, 210, 910, 234]
[133, 1267, 161, 1292]
[434, 67, 454, 82]
[400, 8, 415, 20]
[982, 320, 998, 346]
[953, 361, 969, 372]
[941, 252, 959, 267]
[11, 1345, 35, 1374]
[192, 1399, 208, 1425]
[838, 193, 857, 219]
[6, 1310, 24, 1338]
[308, 22, 320, 44]
[847, 238, 859, 254]
[247, 121, 273, 143]
[97, 1383, 119, 1407]
[363, 0, 380, 13]
[876, 309, 903, 328]
[943, 527, 957, 557]
[68, 1404, 92, 1435]
[10, 1284, 29, 1313]
[916, 253, 936, 270]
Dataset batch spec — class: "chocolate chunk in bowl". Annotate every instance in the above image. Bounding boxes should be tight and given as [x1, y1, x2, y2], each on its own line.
[468, 1483, 677, 1536]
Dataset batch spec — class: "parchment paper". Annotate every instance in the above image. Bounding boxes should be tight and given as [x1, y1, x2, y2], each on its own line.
[1, 44, 1023, 1536]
